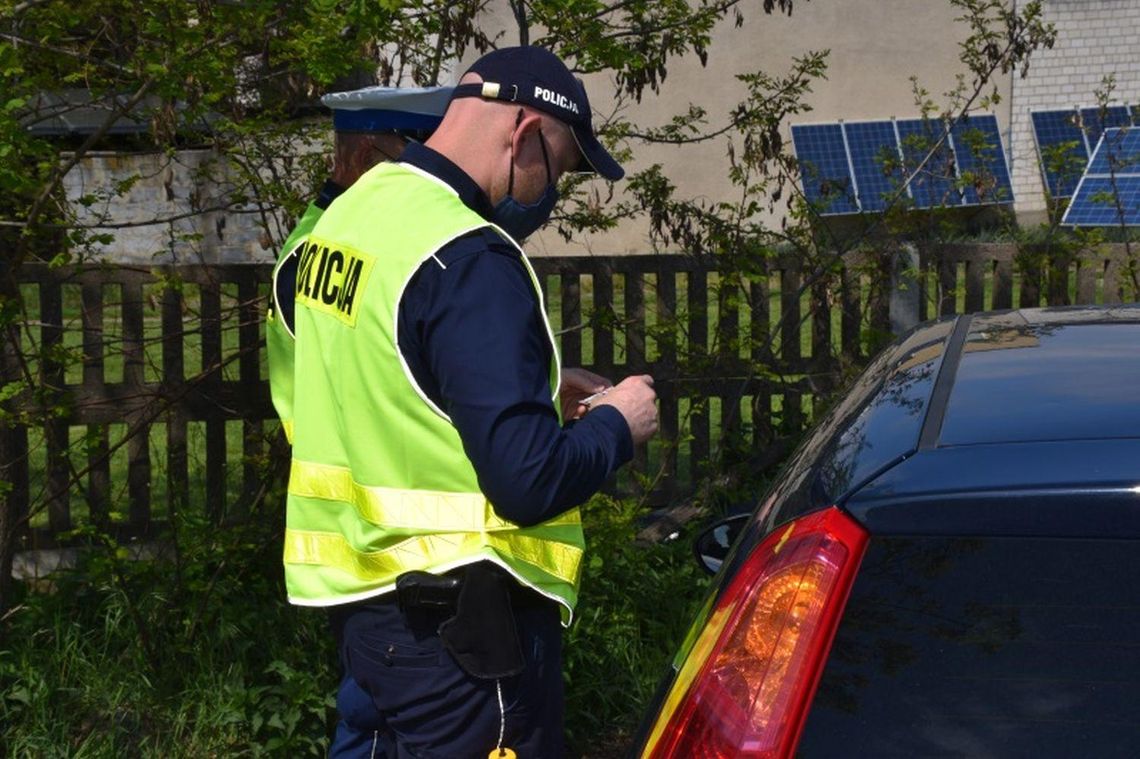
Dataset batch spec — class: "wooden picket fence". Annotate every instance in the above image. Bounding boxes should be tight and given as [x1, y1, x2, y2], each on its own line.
[5, 243, 1138, 548]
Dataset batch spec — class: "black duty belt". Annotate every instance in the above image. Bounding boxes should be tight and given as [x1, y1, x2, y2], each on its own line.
[395, 563, 550, 613]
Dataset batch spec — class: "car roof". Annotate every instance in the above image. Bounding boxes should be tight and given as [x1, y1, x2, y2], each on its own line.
[757, 305, 1140, 538]
[933, 306, 1140, 447]
[840, 305, 1140, 537]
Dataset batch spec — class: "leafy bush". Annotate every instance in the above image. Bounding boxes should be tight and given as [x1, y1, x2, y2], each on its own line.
[0, 493, 711, 757]
[0, 505, 337, 756]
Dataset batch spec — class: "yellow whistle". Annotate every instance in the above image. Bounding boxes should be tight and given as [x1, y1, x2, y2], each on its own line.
[488, 749, 516, 759]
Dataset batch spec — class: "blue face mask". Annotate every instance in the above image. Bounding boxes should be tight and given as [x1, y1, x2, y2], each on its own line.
[492, 118, 559, 241]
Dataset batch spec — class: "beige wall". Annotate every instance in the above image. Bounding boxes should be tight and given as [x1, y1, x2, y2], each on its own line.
[89, 1, 1137, 262]
[67, 149, 277, 264]
[527, 0, 1012, 255]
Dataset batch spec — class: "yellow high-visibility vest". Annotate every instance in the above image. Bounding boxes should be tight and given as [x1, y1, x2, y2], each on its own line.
[284, 162, 584, 624]
[267, 201, 325, 443]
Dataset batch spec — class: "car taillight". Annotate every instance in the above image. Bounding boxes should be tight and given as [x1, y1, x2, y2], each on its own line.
[642, 506, 868, 759]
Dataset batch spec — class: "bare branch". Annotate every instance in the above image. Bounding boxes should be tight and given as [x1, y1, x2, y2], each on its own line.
[0, 31, 136, 75]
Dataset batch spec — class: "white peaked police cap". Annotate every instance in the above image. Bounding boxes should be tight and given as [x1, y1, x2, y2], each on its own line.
[320, 86, 453, 134]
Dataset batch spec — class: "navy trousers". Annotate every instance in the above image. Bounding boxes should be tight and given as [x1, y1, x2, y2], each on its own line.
[327, 592, 565, 759]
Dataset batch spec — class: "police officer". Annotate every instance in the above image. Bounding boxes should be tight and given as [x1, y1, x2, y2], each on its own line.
[284, 47, 658, 758]
[267, 85, 452, 443]
[266, 86, 451, 756]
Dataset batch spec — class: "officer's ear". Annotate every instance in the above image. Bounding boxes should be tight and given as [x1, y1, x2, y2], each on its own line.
[510, 110, 544, 161]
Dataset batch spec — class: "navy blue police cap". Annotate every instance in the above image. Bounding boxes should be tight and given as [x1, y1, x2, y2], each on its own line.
[449, 46, 624, 181]
[321, 86, 453, 136]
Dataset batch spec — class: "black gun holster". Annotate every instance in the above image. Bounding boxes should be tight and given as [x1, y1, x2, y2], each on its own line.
[395, 570, 460, 612]
[396, 563, 526, 680]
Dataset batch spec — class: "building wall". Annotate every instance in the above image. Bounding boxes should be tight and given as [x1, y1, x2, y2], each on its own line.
[64, 1, 1139, 261]
[1009, 0, 1140, 221]
[527, 0, 1010, 255]
[66, 149, 278, 264]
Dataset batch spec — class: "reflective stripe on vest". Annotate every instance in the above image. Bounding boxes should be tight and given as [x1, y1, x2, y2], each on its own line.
[288, 459, 581, 532]
[283, 528, 582, 589]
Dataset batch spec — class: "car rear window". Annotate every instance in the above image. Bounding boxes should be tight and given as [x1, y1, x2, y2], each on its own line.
[798, 534, 1140, 756]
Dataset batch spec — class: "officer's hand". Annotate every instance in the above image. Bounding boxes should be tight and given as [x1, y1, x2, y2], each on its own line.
[560, 367, 612, 421]
[591, 375, 658, 445]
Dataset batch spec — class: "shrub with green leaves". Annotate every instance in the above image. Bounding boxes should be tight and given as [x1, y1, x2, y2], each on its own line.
[0, 503, 337, 756]
[0, 492, 712, 757]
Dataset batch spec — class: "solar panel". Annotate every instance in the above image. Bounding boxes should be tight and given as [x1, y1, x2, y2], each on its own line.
[1078, 105, 1132, 147]
[951, 114, 1014, 206]
[791, 114, 1013, 215]
[1063, 128, 1140, 226]
[1031, 106, 1136, 198]
[1030, 109, 1088, 198]
[896, 118, 962, 208]
[1062, 176, 1140, 225]
[844, 121, 906, 212]
[790, 123, 859, 215]
[1084, 128, 1140, 175]
[23, 91, 150, 136]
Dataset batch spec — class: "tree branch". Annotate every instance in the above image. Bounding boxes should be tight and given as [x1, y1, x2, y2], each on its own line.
[2, 0, 54, 19]
[509, 0, 529, 47]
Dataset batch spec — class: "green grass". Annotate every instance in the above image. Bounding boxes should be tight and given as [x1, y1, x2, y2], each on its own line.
[20, 279, 257, 387]
[544, 269, 823, 365]
[23, 420, 256, 531]
[916, 255, 1139, 319]
[1, 509, 336, 757]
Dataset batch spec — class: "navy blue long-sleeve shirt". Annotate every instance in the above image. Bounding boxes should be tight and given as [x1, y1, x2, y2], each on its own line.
[391, 143, 632, 526]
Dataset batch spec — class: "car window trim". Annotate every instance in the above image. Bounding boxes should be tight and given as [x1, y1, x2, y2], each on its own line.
[918, 313, 972, 450]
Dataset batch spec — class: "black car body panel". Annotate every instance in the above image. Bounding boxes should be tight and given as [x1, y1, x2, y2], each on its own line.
[634, 305, 1140, 757]
[941, 310, 1140, 446]
[847, 440, 1140, 538]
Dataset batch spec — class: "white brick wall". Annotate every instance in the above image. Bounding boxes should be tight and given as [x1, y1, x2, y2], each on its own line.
[1011, 0, 1140, 215]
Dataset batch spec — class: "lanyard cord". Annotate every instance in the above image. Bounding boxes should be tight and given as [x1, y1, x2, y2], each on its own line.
[495, 678, 506, 753]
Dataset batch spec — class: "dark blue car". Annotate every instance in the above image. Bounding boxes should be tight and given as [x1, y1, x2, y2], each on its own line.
[635, 305, 1140, 758]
